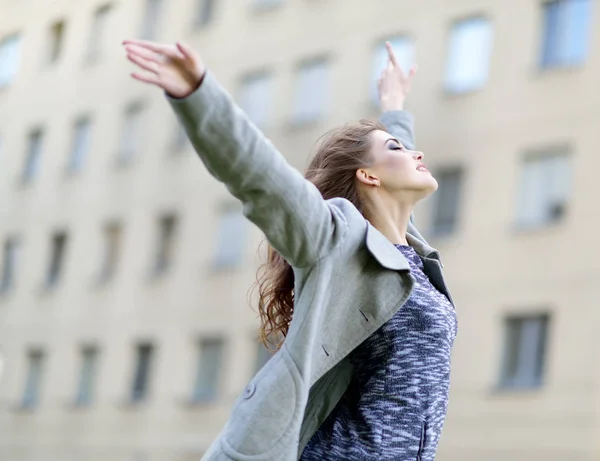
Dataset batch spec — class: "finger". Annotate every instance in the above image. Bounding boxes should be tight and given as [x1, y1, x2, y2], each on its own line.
[131, 72, 161, 86]
[408, 64, 418, 79]
[124, 43, 162, 63]
[176, 41, 195, 61]
[385, 42, 400, 68]
[123, 39, 183, 60]
[127, 53, 159, 74]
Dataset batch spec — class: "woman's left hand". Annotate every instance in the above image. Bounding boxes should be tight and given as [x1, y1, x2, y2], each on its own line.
[377, 42, 417, 112]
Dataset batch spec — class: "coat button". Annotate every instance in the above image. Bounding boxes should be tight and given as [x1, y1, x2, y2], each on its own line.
[243, 383, 256, 399]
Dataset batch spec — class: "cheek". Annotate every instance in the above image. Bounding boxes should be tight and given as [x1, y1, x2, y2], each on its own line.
[383, 155, 415, 176]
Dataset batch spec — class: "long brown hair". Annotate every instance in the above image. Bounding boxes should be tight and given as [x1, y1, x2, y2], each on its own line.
[252, 119, 386, 351]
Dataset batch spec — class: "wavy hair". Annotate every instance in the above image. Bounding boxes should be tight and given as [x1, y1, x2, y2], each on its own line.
[251, 119, 386, 351]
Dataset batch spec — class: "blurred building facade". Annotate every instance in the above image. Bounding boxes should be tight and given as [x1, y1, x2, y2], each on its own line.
[1, 0, 600, 460]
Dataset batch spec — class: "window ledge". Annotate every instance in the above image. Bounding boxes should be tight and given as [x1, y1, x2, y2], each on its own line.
[440, 85, 485, 100]
[178, 396, 220, 408]
[490, 382, 544, 396]
[116, 398, 149, 410]
[250, 1, 284, 14]
[511, 219, 565, 236]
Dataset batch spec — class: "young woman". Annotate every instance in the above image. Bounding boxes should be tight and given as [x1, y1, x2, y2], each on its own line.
[123, 38, 457, 461]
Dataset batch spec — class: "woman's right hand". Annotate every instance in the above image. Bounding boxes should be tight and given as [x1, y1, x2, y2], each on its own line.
[122, 39, 206, 99]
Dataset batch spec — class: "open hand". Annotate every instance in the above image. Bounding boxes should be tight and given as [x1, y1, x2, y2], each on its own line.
[377, 42, 417, 112]
[122, 39, 206, 99]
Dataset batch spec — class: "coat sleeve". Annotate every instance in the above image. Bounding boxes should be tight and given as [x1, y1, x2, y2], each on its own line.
[167, 71, 348, 267]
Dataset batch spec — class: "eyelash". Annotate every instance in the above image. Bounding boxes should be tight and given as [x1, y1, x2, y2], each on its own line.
[391, 145, 404, 151]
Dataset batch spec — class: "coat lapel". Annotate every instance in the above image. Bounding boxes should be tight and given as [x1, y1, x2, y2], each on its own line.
[364, 222, 411, 271]
[365, 220, 442, 271]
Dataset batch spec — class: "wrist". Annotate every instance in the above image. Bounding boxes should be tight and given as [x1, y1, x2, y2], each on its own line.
[380, 95, 406, 113]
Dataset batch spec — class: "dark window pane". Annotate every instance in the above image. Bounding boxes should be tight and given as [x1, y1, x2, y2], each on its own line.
[131, 344, 153, 402]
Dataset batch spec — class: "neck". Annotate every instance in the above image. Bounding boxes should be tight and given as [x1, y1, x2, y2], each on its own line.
[361, 193, 414, 246]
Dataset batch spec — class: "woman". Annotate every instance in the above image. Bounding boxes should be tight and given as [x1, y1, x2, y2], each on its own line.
[123, 38, 457, 461]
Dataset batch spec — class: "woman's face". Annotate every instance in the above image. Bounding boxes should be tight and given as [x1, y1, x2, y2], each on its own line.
[363, 129, 438, 197]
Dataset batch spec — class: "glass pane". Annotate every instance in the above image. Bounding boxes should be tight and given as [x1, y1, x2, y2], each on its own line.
[196, 0, 214, 25]
[292, 60, 330, 123]
[76, 348, 98, 405]
[193, 338, 224, 401]
[23, 351, 44, 408]
[515, 318, 544, 386]
[502, 319, 521, 384]
[132, 345, 153, 401]
[88, 6, 110, 60]
[214, 209, 246, 268]
[47, 233, 67, 286]
[541, 1, 562, 67]
[445, 17, 493, 93]
[239, 73, 272, 128]
[517, 158, 546, 227]
[24, 130, 43, 182]
[69, 118, 92, 172]
[1, 238, 19, 289]
[141, 0, 162, 40]
[564, 0, 592, 65]
[101, 223, 121, 280]
[432, 169, 463, 235]
[0, 34, 22, 87]
[371, 37, 415, 102]
[119, 105, 143, 162]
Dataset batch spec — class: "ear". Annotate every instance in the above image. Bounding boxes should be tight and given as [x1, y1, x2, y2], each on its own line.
[355, 169, 381, 188]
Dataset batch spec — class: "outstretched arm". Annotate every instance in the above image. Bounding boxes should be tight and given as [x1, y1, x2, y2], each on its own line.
[122, 39, 348, 267]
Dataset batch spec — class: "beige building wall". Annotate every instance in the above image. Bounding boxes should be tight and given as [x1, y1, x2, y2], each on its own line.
[1, 0, 600, 460]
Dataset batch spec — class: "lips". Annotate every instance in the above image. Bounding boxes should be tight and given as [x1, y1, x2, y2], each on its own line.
[416, 163, 428, 172]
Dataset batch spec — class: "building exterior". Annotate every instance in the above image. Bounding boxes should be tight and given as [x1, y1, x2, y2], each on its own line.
[1, 0, 599, 460]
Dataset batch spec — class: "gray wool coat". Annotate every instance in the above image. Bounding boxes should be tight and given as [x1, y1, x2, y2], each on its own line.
[168, 71, 454, 461]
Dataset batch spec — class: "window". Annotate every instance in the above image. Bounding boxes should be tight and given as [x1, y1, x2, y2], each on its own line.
[117, 103, 144, 165]
[75, 346, 99, 406]
[0, 237, 20, 292]
[541, 0, 592, 68]
[431, 168, 464, 236]
[22, 129, 44, 184]
[253, 0, 284, 10]
[131, 343, 154, 402]
[195, 0, 215, 27]
[99, 222, 122, 282]
[371, 36, 415, 103]
[213, 207, 246, 269]
[254, 339, 274, 373]
[22, 350, 45, 409]
[192, 337, 225, 402]
[0, 34, 22, 88]
[500, 314, 550, 388]
[87, 5, 111, 62]
[67, 117, 92, 173]
[292, 59, 330, 124]
[444, 17, 493, 94]
[47, 20, 66, 65]
[140, 0, 163, 40]
[46, 231, 67, 288]
[153, 214, 177, 274]
[238, 72, 273, 129]
[516, 150, 571, 229]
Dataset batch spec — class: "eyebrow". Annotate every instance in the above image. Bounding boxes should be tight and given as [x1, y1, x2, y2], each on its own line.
[384, 137, 401, 147]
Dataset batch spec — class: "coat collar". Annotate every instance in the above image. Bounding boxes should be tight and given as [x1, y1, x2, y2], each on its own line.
[365, 220, 440, 271]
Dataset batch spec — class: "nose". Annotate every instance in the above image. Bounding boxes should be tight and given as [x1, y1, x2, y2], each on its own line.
[413, 150, 424, 160]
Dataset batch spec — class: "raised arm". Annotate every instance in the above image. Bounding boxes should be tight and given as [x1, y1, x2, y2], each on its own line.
[123, 39, 347, 267]
[377, 41, 418, 150]
[376, 42, 419, 223]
